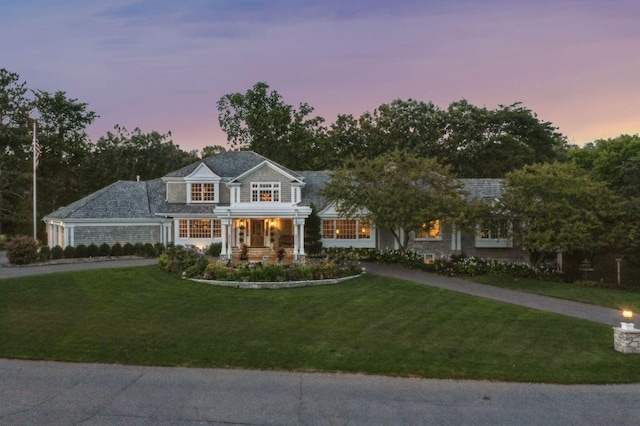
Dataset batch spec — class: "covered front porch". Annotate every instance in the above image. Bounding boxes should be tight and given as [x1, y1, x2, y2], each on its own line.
[215, 204, 312, 263]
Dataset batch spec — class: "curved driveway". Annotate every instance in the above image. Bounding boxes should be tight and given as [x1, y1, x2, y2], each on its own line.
[2, 253, 639, 424]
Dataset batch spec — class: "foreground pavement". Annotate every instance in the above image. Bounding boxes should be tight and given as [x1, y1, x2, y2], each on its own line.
[2, 359, 640, 425]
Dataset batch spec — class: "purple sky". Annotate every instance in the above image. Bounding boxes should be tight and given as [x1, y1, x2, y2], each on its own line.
[3, 0, 639, 152]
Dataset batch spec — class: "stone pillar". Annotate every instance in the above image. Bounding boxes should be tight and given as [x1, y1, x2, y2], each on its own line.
[613, 327, 640, 354]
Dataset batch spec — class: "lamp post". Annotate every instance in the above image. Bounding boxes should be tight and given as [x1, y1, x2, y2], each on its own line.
[622, 310, 634, 331]
[616, 257, 623, 286]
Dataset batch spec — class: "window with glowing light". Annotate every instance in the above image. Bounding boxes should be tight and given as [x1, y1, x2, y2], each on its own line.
[322, 219, 370, 240]
[251, 182, 280, 202]
[190, 183, 216, 202]
[415, 220, 441, 240]
[322, 220, 334, 239]
[178, 219, 221, 239]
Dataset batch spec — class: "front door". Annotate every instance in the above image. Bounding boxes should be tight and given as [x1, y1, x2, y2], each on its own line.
[251, 220, 265, 247]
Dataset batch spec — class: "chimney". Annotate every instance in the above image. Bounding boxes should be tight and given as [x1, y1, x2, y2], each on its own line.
[136, 175, 140, 182]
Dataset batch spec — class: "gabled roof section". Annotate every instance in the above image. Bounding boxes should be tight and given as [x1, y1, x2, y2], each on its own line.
[163, 150, 303, 181]
[228, 160, 305, 184]
[184, 162, 220, 182]
[44, 181, 156, 220]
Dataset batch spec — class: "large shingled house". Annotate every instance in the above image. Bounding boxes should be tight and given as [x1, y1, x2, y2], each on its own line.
[43, 151, 527, 263]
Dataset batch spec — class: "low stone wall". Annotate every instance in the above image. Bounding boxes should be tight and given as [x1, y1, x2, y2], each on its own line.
[613, 327, 640, 354]
[188, 274, 362, 289]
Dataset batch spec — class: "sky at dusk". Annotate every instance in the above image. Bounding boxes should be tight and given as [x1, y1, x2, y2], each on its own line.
[2, 0, 639, 152]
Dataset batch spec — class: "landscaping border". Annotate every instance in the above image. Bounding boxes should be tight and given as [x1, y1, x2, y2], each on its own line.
[188, 273, 363, 289]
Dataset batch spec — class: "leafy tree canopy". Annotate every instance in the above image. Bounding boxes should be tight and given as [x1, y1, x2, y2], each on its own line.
[217, 82, 327, 170]
[321, 150, 470, 252]
[499, 161, 622, 260]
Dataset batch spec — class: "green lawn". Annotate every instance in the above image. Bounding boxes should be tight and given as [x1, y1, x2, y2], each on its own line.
[468, 274, 640, 313]
[1, 265, 638, 384]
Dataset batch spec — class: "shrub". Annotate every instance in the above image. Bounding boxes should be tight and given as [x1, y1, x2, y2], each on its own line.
[133, 243, 145, 256]
[99, 243, 111, 256]
[141, 243, 156, 258]
[183, 257, 210, 278]
[39, 245, 51, 262]
[0, 234, 7, 250]
[158, 245, 205, 274]
[87, 243, 100, 257]
[122, 243, 135, 256]
[51, 245, 64, 259]
[6, 236, 40, 265]
[154, 242, 165, 256]
[206, 242, 222, 257]
[63, 245, 76, 259]
[111, 243, 123, 257]
[75, 244, 88, 258]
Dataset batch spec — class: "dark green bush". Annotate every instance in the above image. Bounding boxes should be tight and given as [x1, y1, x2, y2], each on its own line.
[63, 245, 76, 259]
[183, 257, 210, 278]
[6, 236, 40, 265]
[99, 243, 111, 256]
[206, 242, 222, 256]
[87, 243, 100, 257]
[154, 242, 165, 256]
[51, 245, 64, 259]
[133, 243, 145, 256]
[141, 243, 156, 258]
[39, 245, 51, 262]
[111, 243, 123, 257]
[75, 244, 88, 258]
[123, 243, 135, 256]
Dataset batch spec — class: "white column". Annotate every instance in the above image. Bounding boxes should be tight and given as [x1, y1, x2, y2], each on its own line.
[298, 220, 306, 256]
[221, 217, 232, 260]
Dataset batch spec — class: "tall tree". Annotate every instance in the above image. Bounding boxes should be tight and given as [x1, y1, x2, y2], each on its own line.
[85, 125, 198, 193]
[441, 101, 565, 178]
[0, 68, 33, 235]
[33, 90, 97, 227]
[567, 134, 640, 257]
[217, 82, 328, 169]
[499, 161, 621, 265]
[321, 150, 469, 252]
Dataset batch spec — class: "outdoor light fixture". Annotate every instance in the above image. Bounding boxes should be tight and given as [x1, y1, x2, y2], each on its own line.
[621, 310, 635, 331]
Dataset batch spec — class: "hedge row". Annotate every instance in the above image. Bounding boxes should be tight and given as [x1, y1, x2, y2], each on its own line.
[5, 236, 164, 265]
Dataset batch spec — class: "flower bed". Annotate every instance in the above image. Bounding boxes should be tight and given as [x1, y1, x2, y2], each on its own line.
[158, 245, 362, 284]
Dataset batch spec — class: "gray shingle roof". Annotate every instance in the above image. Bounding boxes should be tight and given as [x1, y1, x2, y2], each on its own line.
[44, 151, 505, 222]
[44, 180, 155, 220]
[164, 150, 303, 181]
[459, 178, 504, 201]
[298, 170, 330, 208]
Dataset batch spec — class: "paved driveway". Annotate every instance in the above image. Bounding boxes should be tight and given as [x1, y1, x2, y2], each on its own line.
[0, 251, 157, 279]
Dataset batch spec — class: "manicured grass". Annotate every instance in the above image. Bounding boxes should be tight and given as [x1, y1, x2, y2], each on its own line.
[1, 265, 638, 384]
[468, 274, 640, 313]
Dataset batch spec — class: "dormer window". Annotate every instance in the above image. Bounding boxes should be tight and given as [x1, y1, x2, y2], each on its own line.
[190, 183, 216, 202]
[251, 182, 280, 202]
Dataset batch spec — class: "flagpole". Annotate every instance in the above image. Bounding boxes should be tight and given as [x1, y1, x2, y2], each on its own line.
[33, 121, 37, 241]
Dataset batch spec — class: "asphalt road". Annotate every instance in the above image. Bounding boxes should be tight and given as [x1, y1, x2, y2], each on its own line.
[2, 359, 640, 425]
